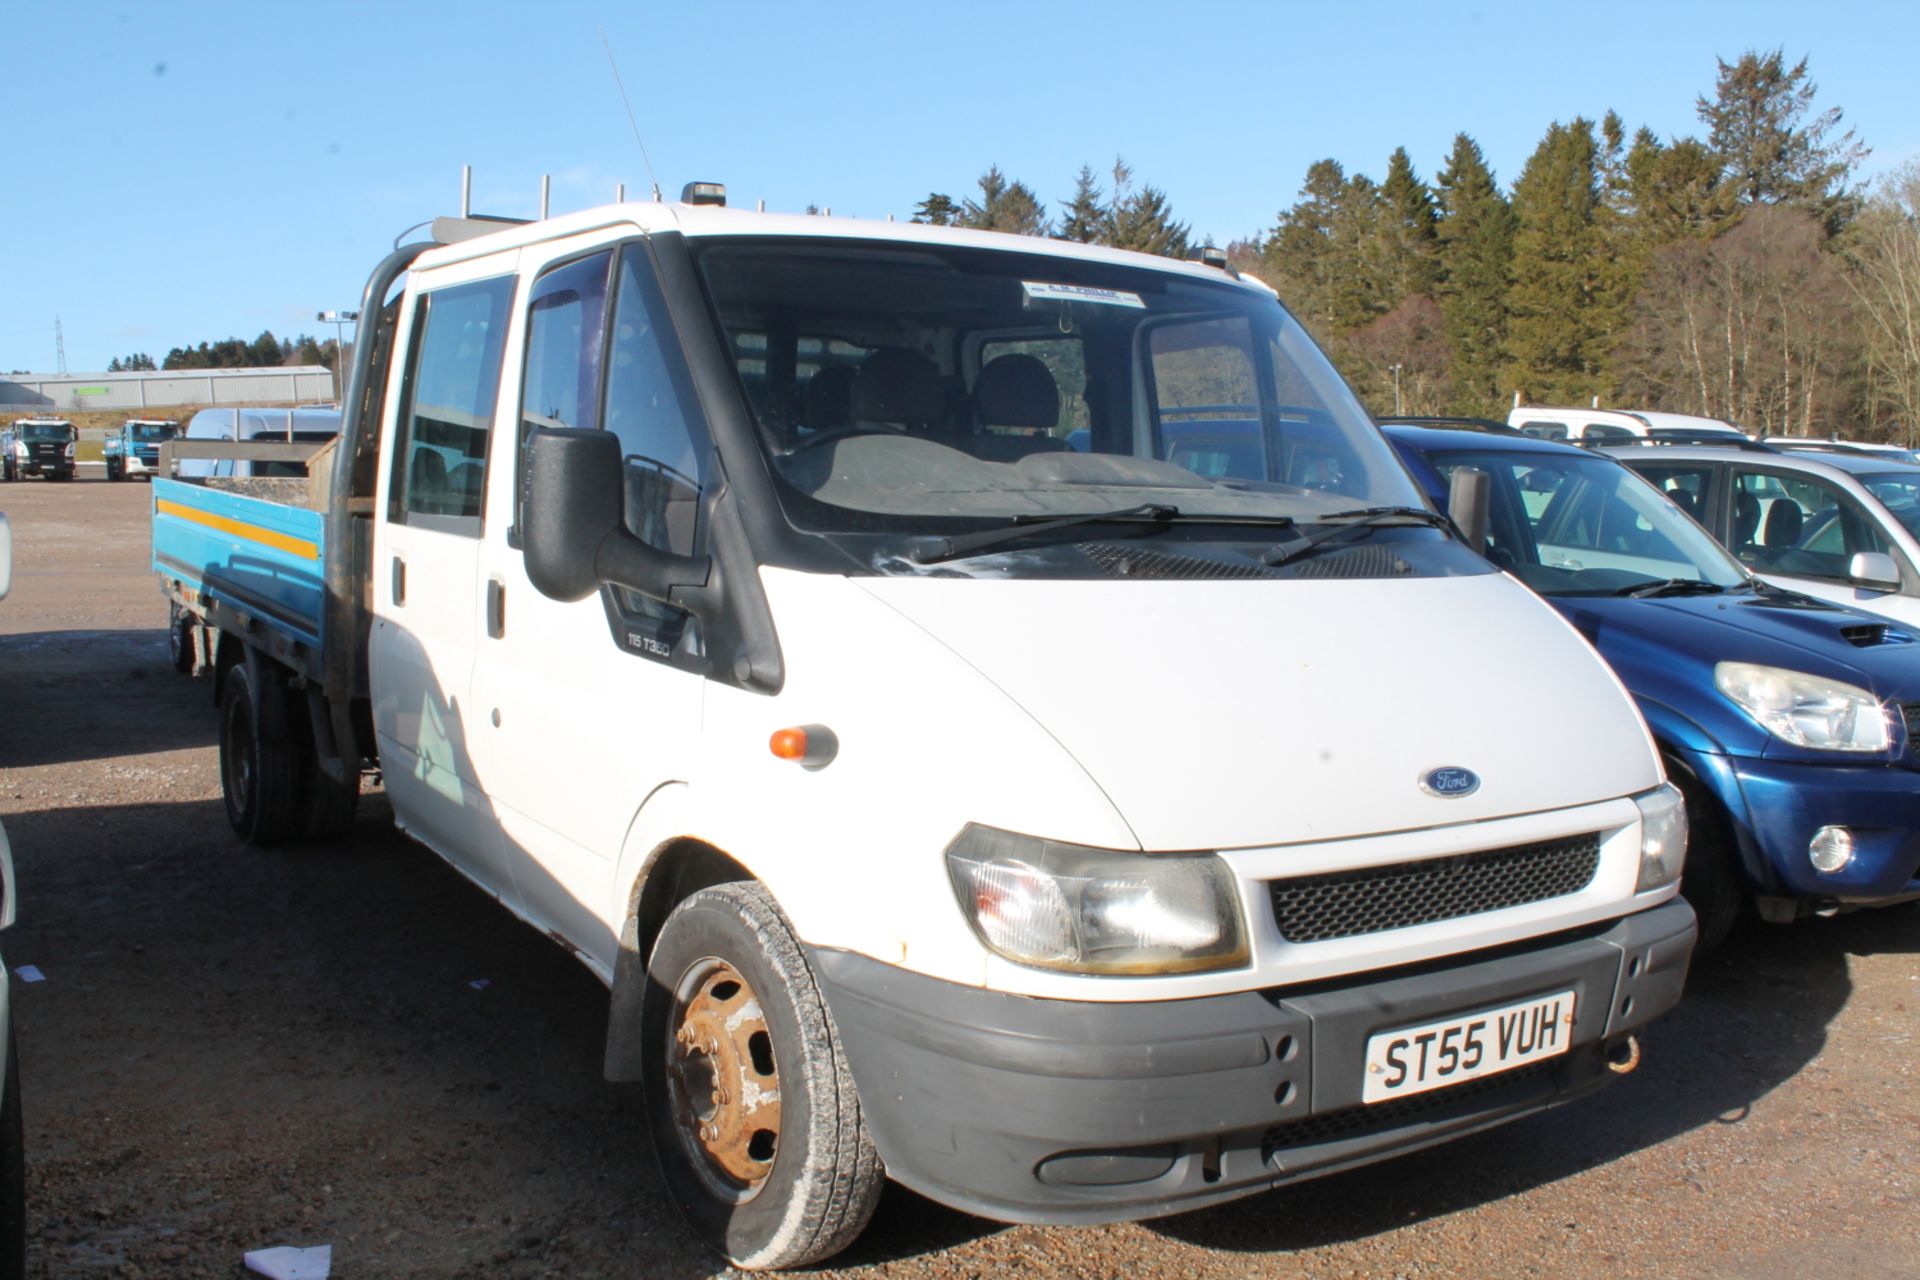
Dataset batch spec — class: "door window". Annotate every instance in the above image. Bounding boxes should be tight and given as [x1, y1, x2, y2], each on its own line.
[1630, 462, 1715, 526]
[387, 276, 516, 534]
[1148, 316, 1265, 481]
[517, 251, 614, 532]
[1731, 468, 1889, 579]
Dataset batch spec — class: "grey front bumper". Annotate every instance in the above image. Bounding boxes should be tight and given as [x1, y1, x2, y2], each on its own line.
[811, 898, 1695, 1225]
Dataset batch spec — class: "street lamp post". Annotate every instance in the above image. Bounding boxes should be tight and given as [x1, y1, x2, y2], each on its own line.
[1390, 363, 1404, 416]
[316, 309, 361, 402]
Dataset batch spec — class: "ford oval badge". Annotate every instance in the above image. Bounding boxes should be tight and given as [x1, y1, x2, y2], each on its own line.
[1420, 767, 1480, 799]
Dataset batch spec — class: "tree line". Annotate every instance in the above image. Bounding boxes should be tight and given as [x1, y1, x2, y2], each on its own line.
[911, 50, 1920, 443]
[108, 332, 340, 374]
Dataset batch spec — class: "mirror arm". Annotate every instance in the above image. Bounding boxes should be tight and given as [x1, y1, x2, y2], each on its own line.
[594, 530, 717, 613]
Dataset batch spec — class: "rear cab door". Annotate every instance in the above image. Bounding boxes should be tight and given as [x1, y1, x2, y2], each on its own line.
[369, 253, 522, 899]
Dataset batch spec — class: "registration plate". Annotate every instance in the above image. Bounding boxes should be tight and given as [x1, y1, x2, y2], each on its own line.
[1361, 989, 1574, 1104]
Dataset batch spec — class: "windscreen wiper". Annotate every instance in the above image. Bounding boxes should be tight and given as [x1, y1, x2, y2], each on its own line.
[910, 503, 1182, 565]
[1611, 578, 1728, 598]
[1261, 506, 1453, 567]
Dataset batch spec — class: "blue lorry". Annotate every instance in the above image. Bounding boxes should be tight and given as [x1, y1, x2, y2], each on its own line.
[1385, 420, 1920, 947]
[103, 418, 180, 482]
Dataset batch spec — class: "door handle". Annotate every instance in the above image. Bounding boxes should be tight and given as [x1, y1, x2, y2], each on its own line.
[486, 578, 506, 639]
[391, 556, 406, 606]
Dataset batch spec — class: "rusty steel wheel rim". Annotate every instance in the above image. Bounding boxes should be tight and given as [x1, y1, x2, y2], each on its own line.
[666, 957, 783, 1202]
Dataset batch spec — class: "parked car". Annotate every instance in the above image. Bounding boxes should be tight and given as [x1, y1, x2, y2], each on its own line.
[103, 418, 180, 482]
[1388, 421, 1920, 947]
[1609, 441, 1920, 632]
[1508, 406, 1746, 444]
[152, 188, 1694, 1268]
[0, 512, 27, 1278]
[1, 417, 77, 482]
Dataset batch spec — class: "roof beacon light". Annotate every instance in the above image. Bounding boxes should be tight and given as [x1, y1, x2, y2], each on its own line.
[1188, 245, 1229, 269]
[682, 181, 727, 207]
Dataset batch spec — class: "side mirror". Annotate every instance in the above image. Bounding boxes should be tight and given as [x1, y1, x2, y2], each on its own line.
[1447, 466, 1491, 556]
[1848, 550, 1901, 592]
[522, 427, 713, 610]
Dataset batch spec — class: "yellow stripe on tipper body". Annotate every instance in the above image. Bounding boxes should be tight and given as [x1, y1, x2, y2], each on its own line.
[155, 498, 320, 561]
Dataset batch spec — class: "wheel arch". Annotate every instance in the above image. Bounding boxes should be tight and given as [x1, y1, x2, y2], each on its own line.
[604, 831, 755, 1082]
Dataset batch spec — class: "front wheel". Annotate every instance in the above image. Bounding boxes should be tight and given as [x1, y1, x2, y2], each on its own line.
[219, 662, 300, 845]
[168, 605, 196, 674]
[1674, 769, 1743, 953]
[642, 882, 882, 1270]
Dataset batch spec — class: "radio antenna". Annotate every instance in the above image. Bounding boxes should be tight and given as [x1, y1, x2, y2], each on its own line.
[600, 27, 662, 202]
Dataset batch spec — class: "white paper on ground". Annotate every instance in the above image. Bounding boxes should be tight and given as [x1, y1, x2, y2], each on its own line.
[243, 1244, 332, 1279]
[13, 966, 43, 983]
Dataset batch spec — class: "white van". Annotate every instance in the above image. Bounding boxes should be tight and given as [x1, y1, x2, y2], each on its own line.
[157, 192, 1696, 1268]
[176, 406, 342, 478]
[1510, 406, 1746, 444]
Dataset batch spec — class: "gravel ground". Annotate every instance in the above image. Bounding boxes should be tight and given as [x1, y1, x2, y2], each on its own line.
[0, 476, 1916, 1279]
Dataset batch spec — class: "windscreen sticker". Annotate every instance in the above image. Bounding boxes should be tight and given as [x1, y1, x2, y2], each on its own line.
[1022, 281, 1146, 309]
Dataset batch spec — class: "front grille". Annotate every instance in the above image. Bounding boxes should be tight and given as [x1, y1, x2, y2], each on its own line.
[1262, 1060, 1555, 1158]
[1269, 833, 1602, 943]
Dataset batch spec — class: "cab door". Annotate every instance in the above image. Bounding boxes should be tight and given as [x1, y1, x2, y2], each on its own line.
[469, 235, 713, 972]
[369, 263, 522, 900]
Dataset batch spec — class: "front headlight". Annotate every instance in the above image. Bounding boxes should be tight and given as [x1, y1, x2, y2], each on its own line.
[1632, 783, 1688, 893]
[946, 825, 1247, 975]
[1714, 661, 1890, 752]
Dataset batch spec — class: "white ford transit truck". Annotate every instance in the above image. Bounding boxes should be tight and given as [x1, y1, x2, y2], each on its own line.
[152, 185, 1695, 1269]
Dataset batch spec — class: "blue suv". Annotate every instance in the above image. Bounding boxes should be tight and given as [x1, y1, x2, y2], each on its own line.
[1386, 422, 1920, 947]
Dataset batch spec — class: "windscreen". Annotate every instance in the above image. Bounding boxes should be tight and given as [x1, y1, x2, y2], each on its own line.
[694, 240, 1423, 531]
[1863, 471, 1920, 539]
[20, 423, 72, 442]
[129, 423, 177, 441]
[1425, 449, 1748, 594]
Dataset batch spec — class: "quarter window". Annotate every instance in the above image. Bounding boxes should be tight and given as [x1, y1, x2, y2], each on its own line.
[388, 276, 515, 533]
[1731, 468, 1889, 579]
[604, 247, 709, 632]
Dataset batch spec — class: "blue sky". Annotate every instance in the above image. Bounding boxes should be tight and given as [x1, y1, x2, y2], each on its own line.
[6, 0, 1917, 374]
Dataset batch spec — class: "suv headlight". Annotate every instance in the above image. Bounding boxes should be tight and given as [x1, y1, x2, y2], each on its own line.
[946, 825, 1247, 975]
[1632, 783, 1688, 893]
[1714, 661, 1890, 752]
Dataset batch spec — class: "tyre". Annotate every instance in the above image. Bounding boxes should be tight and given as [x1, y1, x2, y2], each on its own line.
[106, 460, 122, 482]
[219, 662, 301, 846]
[1674, 769, 1743, 953]
[297, 764, 361, 840]
[642, 882, 883, 1270]
[0, 1014, 24, 1280]
[168, 605, 196, 674]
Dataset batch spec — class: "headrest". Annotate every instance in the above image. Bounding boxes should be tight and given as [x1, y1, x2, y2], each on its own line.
[974, 354, 1060, 429]
[850, 349, 943, 428]
[1764, 500, 1802, 545]
[803, 365, 856, 428]
[1734, 492, 1761, 541]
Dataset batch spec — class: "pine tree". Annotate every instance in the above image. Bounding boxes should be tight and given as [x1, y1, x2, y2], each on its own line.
[1434, 135, 1516, 414]
[1264, 159, 1350, 336]
[1058, 165, 1107, 243]
[1504, 119, 1615, 405]
[248, 330, 282, 368]
[912, 193, 959, 226]
[1626, 133, 1738, 244]
[1697, 49, 1868, 234]
[1380, 147, 1440, 300]
[1106, 156, 1189, 258]
[961, 166, 1049, 237]
[108, 357, 122, 372]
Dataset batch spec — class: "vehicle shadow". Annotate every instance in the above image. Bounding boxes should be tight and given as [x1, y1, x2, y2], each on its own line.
[0, 628, 215, 768]
[1150, 911, 1885, 1254]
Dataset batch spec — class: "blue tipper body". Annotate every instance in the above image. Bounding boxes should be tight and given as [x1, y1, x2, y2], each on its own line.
[150, 477, 327, 651]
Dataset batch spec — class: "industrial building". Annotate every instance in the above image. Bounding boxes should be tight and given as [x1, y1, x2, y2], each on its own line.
[1, 366, 335, 413]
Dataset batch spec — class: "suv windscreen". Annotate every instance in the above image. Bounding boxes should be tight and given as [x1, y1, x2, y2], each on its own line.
[1425, 449, 1748, 595]
[693, 240, 1424, 536]
[1863, 471, 1920, 539]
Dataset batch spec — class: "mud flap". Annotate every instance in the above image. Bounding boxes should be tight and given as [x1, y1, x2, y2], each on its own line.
[603, 913, 649, 1082]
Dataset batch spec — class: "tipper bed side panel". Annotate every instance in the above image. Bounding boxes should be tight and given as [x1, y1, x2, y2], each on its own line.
[151, 476, 328, 650]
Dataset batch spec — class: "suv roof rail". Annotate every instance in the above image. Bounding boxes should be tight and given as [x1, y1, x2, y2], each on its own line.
[1377, 415, 1524, 436]
[1584, 432, 1778, 452]
[1766, 438, 1879, 457]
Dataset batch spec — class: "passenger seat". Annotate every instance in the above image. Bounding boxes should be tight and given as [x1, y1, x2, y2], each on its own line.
[969, 354, 1067, 462]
